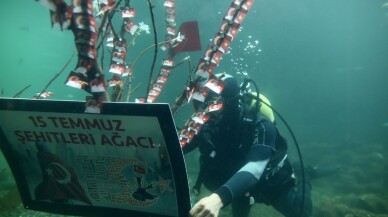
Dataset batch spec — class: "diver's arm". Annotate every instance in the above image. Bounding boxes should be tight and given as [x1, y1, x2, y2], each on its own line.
[182, 125, 214, 154]
[188, 149, 272, 217]
[182, 141, 198, 154]
[215, 147, 272, 206]
[182, 134, 201, 154]
[215, 117, 276, 206]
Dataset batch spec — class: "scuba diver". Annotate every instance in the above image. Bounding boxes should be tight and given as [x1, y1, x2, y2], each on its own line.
[184, 74, 315, 217]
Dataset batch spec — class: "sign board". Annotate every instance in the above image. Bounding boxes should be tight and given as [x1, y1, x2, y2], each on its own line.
[0, 98, 190, 217]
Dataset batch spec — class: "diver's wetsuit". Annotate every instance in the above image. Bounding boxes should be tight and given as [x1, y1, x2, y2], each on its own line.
[183, 110, 312, 217]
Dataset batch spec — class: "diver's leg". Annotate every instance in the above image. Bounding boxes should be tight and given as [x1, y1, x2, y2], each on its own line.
[271, 181, 312, 217]
[272, 162, 313, 217]
[231, 195, 252, 217]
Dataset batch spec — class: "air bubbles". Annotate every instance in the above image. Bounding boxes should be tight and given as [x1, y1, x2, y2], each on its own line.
[228, 34, 262, 80]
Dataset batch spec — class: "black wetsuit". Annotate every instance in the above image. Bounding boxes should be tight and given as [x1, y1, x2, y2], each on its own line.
[183, 110, 312, 217]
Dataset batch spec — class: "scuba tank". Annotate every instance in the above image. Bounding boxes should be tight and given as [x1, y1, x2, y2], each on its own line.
[240, 91, 275, 123]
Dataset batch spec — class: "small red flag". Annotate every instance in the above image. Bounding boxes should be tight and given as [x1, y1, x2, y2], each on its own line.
[171, 21, 202, 57]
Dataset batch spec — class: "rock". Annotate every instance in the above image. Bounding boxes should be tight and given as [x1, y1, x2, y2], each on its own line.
[314, 194, 388, 217]
[344, 193, 388, 214]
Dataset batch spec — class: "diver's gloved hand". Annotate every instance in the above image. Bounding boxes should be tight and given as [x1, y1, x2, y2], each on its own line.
[189, 193, 223, 217]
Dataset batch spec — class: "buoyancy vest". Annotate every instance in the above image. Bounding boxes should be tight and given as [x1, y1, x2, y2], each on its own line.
[192, 94, 289, 194]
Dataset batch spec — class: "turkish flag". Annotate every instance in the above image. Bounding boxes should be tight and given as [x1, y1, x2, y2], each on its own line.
[34, 150, 92, 205]
[171, 21, 202, 57]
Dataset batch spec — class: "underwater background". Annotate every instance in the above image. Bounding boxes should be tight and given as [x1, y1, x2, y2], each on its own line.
[1, 0, 388, 216]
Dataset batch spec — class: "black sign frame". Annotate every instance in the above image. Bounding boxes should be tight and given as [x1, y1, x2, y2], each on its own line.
[0, 97, 190, 217]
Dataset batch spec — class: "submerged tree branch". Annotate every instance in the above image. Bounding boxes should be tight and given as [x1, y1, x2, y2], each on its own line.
[13, 84, 32, 98]
[35, 49, 76, 99]
[145, 0, 158, 99]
